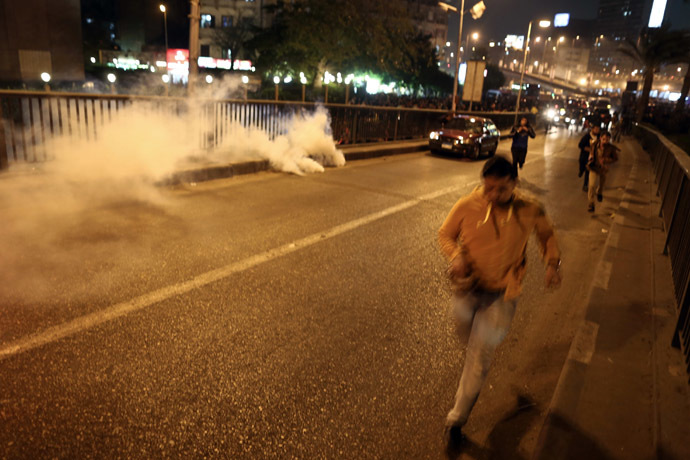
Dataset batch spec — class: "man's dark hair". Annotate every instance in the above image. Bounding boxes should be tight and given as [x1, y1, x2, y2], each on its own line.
[600, 130, 611, 138]
[482, 156, 517, 180]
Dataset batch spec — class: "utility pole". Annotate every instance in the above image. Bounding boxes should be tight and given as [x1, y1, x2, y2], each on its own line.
[188, 0, 200, 95]
[452, 0, 465, 112]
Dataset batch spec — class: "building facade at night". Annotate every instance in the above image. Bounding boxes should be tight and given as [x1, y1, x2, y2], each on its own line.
[198, 0, 276, 59]
[0, 0, 85, 82]
[588, 0, 662, 75]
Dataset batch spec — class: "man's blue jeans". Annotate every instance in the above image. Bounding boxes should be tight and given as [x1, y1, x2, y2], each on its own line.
[447, 290, 516, 427]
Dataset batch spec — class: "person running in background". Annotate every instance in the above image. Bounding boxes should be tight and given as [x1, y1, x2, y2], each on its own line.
[578, 124, 601, 192]
[509, 117, 536, 177]
[587, 131, 620, 213]
[438, 156, 561, 454]
[610, 114, 622, 143]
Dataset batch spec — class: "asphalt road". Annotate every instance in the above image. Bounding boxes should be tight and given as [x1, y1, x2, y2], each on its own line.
[0, 127, 634, 459]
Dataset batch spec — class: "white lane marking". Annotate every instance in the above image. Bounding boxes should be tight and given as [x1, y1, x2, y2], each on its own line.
[568, 320, 599, 365]
[0, 182, 471, 361]
[592, 260, 613, 291]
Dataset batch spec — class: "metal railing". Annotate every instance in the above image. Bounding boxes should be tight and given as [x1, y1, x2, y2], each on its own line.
[634, 124, 690, 380]
[0, 90, 530, 169]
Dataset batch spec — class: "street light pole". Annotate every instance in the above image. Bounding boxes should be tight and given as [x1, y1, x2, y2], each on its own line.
[160, 5, 169, 88]
[188, 0, 200, 95]
[514, 20, 533, 126]
[452, 0, 465, 112]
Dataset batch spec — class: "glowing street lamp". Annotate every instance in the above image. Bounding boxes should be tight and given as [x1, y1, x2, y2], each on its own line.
[242, 75, 249, 99]
[107, 73, 116, 94]
[161, 74, 170, 96]
[273, 75, 280, 101]
[40, 72, 51, 92]
[514, 19, 550, 125]
[345, 73, 354, 104]
[299, 73, 307, 102]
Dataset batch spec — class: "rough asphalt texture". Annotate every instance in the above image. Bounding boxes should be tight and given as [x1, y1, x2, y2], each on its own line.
[0, 128, 688, 459]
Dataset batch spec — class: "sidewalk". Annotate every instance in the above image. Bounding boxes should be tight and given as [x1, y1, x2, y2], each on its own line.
[532, 137, 690, 459]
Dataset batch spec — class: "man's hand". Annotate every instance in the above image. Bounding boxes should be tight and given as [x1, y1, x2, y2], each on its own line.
[448, 254, 470, 282]
[545, 265, 561, 288]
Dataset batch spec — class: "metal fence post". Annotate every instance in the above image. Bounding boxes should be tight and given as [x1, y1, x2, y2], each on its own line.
[0, 98, 8, 170]
[393, 111, 399, 141]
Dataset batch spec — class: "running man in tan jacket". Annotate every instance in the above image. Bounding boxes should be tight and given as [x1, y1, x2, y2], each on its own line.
[438, 156, 561, 452]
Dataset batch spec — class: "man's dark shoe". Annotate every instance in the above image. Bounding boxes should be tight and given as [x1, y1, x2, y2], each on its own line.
[588, 204, 595, 213]
[597, 193, 603, 202]
[444, 424, 466, 457]
[578, 170, 583, 178]
[582, 184, 588, 192]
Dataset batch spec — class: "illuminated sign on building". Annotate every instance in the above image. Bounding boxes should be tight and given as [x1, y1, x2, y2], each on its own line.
[167, 49, 253, 73]
[554, 13, 570, 27]
[648, 0, 667, 28]
[504, 35, 525, 50]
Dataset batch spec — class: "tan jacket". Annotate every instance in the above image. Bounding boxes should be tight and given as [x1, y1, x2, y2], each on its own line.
[438, 186, 560, 300]
[588, 142, 620, 174]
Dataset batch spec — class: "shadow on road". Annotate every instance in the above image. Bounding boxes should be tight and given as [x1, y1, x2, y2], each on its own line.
[517, 179, 548, 196]
[448, 393, 540, 460]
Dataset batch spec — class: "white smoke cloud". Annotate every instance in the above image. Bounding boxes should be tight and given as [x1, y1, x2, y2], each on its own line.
[0, 77, 346, 306]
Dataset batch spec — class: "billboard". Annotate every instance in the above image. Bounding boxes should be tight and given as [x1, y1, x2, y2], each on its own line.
[463, 61, 486, 103]
[504, 35, 525, 50]
[554, 13, 570, 27]
[648, 0, 667, 28]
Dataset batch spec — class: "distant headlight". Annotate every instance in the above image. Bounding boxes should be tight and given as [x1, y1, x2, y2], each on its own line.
[429, 131, 439, 140]
[554, 116, 560, 122]
[547, 109, 556, 118]
[565, 117, 571, 123]
[454, 139, 460, 145]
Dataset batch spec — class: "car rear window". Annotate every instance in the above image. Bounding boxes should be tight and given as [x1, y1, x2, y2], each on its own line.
[445, 118, 483, 133]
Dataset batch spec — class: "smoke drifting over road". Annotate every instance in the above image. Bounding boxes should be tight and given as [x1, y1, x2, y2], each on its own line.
[0, 78, 345, 307]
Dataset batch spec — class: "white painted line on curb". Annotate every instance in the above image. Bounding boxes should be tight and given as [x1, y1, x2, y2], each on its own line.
[568, 320, 600, 365]
[0, 182, 472, 361]
[608, 230, 620, 249]
[593, 260, 613, 291]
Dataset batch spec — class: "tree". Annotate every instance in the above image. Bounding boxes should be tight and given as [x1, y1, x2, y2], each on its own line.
[248, 0, 445, 92]
[617, 26, 690, 121]
[213, 14, 255, 63]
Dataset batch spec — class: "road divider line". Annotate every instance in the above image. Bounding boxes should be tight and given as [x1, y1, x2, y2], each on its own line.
[0, 183, 471, 361]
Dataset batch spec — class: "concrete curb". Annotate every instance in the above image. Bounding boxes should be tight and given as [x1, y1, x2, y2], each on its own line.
[530, 140, 643, 459]
[161, 139, 430, 185]
[162, 131, 513, 186]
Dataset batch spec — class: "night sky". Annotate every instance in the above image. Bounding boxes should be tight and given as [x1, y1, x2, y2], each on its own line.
[448, 0, 690, 43]
[159, 0, 690, 48]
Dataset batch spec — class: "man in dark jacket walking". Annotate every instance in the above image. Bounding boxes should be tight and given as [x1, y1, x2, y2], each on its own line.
[509, 117, 536, 176]
[577, 124, 600, 191]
